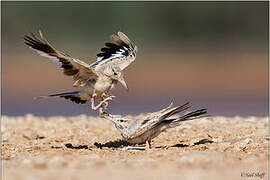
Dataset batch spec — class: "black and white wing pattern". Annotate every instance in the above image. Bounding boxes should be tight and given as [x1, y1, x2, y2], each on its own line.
[90, 32, 137, 71]
[24, 31, 98, 87]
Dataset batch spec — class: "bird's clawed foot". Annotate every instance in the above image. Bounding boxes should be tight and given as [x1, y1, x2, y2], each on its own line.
[91, 96, 116, 115]
[121, 140, 152, 151]
[103, 96, 116, 110]
[121, 146, 147, 151]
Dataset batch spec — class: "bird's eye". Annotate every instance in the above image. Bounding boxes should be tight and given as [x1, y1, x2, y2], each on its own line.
[120, 120, 124, 122]
[112, 69, 118, 76]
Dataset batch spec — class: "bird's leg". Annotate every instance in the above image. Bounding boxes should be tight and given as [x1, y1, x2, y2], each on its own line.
[146, 140, 152, 149]
[91, 96, 115, 111]
[122, 140, 152, 151]
[99, 93, 105, 113]
[100, 93, 108, 110]
[99, 106, 104, 114]
[91, 94, 98, 110]
[91, 93, 103, 111]
[100, 95, 116, 109]
[103, 100, 109, 110]
[98, 102, 107, 115]
[122, 146, 146, 151]
[91, 99, 104, 111]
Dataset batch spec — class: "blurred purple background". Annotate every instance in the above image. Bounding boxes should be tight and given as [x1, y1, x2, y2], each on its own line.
[2, 2, 268, 117]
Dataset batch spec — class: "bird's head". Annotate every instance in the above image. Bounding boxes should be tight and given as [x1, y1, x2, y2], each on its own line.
[101, 112, 130, 135]
[104, 67, 128, 90]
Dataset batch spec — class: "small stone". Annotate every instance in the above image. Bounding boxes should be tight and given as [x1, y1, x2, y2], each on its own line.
[244, 138, 251, 144]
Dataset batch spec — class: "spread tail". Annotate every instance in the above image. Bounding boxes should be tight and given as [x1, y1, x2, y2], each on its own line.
[179, 109, 208, 121]
[34, 91, 88, 104]
[158, 102, 191, 121]
[167, 108, 207, 128]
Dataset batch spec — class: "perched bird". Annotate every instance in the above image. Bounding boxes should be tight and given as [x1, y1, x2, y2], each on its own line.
[101, 102, 207, 149]
[24, 31, 137, 113]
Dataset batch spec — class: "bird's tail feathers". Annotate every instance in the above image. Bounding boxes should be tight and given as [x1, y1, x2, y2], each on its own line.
[158, 102, 191, 121]
[34, 91, 81, 100]
[168, 109, 207, 128]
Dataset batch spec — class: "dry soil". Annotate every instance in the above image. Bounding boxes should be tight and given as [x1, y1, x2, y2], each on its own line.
[1, 115, 269, 180]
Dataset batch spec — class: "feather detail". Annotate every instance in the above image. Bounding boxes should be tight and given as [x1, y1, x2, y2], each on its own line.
[34, 91, 89, 104]
[24, 31, 98, 88]
[117, 32, 132, 47]
[91, 32, 137, 71]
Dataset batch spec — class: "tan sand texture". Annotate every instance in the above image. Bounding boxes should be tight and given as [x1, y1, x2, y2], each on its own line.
[1, 115, 269, 180]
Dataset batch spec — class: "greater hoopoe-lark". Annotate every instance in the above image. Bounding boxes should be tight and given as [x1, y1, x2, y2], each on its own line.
[24, 31, 137, 114]
[101, 102, 207, 150]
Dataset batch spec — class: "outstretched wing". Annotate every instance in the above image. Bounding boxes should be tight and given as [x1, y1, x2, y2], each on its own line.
[24, 31, 98, 87]
[127, 103, 191, 139]
[90, 32, 137, 71]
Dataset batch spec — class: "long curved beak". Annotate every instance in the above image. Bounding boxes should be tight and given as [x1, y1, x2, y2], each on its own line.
[119, 77, 128, 91]
[100, 112, 112, 119]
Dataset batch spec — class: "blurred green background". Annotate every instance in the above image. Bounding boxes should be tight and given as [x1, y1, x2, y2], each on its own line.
[2, 2, 268, 116]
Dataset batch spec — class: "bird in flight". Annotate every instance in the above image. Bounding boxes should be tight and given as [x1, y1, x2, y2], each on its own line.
[24, 31, 137, 114]
[101, 102, 207, 150]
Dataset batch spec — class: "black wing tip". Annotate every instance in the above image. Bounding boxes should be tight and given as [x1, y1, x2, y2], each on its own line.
[96, 52, 106, 57]
[95, 31, 136, 60]
[198, 108, 207, 113]
[24, 32, 38, 41]
[24, 32, 55, 54]
[96, 43, 129, 60]
[183, 102, 191, 107]
[175, 102, 191, 111]
[24, 33, 41, 46]
[191, 108, 208, 117]
[178, 103, 207, 114]
[105, 42, 119, 48]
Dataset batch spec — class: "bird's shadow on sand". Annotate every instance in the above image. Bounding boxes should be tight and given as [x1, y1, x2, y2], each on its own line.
[57, 138, 213, 150]
[93, 140, 134, 149]
[92, 138, 213, 150]
[65, 143, 89, 149]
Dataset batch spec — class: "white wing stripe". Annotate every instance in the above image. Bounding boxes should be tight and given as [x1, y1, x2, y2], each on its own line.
[91, 54, 124, 67]
[33, 49, 63, 70]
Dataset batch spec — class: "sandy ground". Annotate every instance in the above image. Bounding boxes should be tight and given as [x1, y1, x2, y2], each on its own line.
[1, 114, 269, 180]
